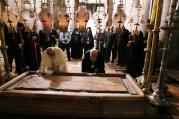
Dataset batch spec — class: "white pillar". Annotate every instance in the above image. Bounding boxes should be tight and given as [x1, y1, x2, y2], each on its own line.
[159, 0, 171, 41]
[140, 0, 151, 35]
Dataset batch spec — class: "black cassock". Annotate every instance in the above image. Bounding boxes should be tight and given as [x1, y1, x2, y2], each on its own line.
[82, 50, 105, 73]
[70, 33, 83, 59]
[82, 31, 94, 54]
[126, 31, 145, 78]
[117, 28, 129, 66]
[23, 31, 41, 70]
[39, 29, 58, 51]
[4, 24, 26, 74]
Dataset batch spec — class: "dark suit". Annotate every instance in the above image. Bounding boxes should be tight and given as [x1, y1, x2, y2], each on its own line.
[103, 31, 111, 62]
[58, 32, 71, 61]
[106, 32, 117, 63]
[82, 50, 105, 73]
[39, 29, 58, 51]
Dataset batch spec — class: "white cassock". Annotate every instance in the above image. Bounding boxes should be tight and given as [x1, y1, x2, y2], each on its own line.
[40, 47, 67, 73]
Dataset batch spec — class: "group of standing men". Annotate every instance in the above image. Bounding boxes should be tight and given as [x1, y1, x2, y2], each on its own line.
[57, 27, 94, 60]
[56, 25, 145, 77]
[3, 21, 145, 78]
[3, 23, 95, 75]
[99, 25, 145, 78]
[4, 22, 41, 75]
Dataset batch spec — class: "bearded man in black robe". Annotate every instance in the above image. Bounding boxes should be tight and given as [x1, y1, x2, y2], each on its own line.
[126, 30, 145, 78]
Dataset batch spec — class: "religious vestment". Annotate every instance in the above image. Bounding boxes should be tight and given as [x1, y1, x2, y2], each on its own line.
[40, 47, 67, 73]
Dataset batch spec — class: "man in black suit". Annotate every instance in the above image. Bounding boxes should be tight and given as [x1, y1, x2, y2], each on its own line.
[82, 48, 105, 73]
[103, 27, 111, 62]
[39, 28, 58, 51]
[58, 31, 71, 61]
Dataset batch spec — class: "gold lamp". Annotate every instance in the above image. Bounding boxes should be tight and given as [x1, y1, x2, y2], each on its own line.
[75, 2, 89, 31]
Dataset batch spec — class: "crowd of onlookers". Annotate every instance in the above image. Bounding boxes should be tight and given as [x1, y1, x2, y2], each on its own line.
[3, 22, 146, 78]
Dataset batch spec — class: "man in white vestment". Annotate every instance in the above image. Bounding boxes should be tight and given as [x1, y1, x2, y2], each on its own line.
[40, 47, 67, 74]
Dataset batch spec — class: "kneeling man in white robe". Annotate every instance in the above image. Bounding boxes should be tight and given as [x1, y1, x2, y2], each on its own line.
[40, 47, 67, 74]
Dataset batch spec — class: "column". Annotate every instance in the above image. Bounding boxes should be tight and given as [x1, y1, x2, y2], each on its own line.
[141, 0, 151, 35]
[107, 0, 113, 26]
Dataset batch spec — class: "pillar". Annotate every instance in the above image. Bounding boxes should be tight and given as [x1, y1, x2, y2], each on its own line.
[141, 0, 151, 35]
[107, 0, 113, 26]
